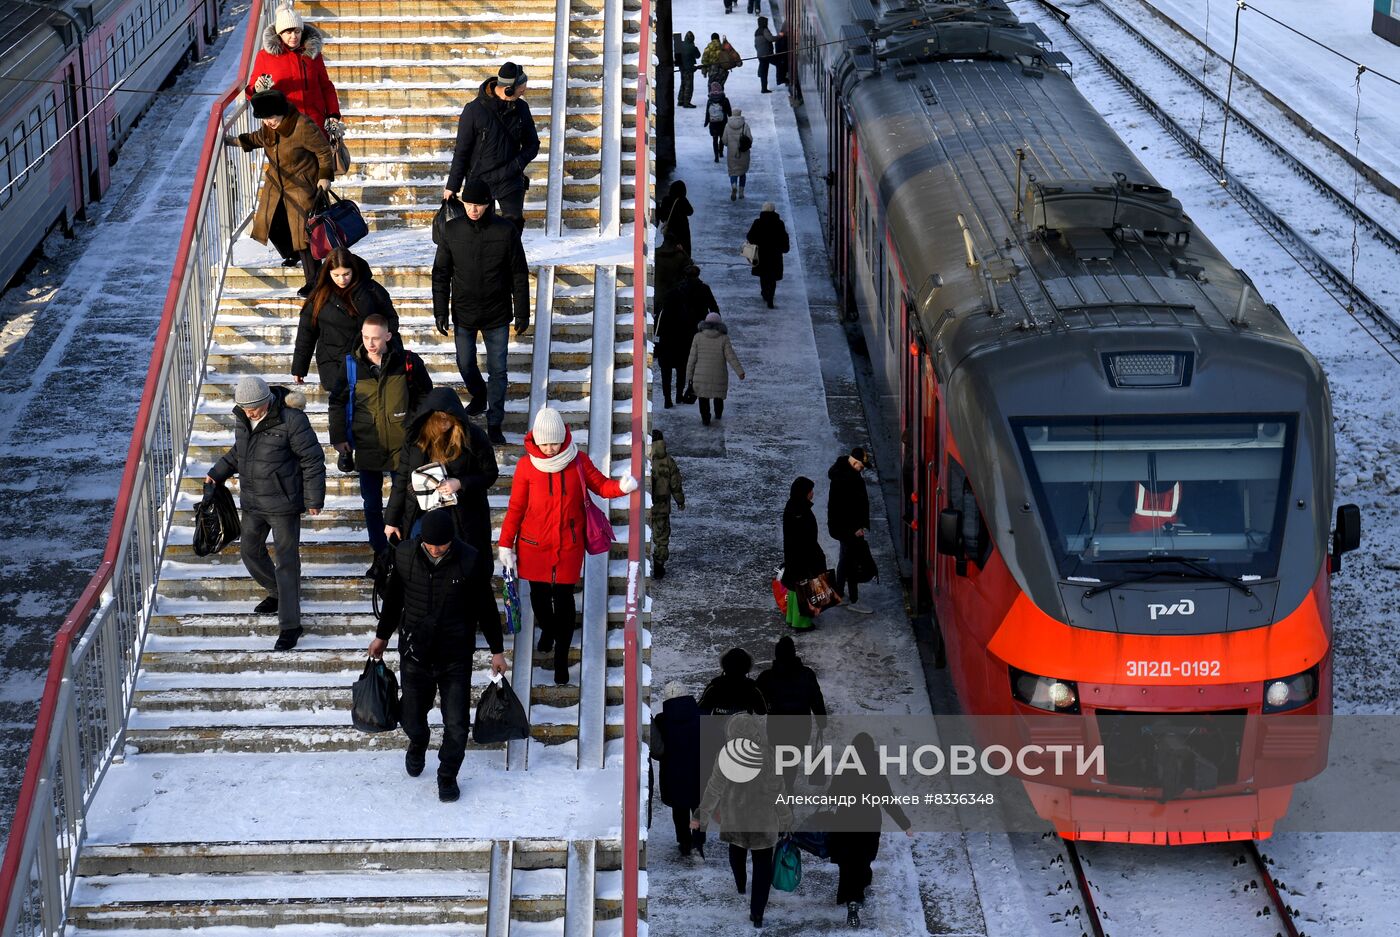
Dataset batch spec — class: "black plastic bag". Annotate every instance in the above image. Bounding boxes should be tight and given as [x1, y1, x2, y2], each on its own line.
[473, 674, 530, 744]
[432, 196, 465, 245]
[847, 537, 878, 584]
[351, 657, 400, 733]
[366, 537, 398, 623]
[193, 480, 240, 556]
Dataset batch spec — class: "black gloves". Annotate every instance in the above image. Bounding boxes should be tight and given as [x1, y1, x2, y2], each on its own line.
[435, 315, 450, 337]
[513, 316, 530, 335]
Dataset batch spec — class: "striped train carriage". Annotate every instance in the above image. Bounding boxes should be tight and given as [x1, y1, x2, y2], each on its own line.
[784, 0, 1362, 843]
[0, 0, 217, 289]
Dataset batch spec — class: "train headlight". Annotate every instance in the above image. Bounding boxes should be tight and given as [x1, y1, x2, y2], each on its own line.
[1262, 668, 1318, 714]
[1010, 667, 1081, 714]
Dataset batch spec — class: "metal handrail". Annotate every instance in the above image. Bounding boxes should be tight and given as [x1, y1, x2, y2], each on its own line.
[622, 0, 653, 929]
[0, 3, 271, 933]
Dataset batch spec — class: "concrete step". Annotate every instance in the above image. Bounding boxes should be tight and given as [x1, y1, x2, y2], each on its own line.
[322, 179, 623, 208]
[147, 604, 647, 636]
[344, 110, 620, 135]
[220, 262, 628, 290]
[317, 17, 560, 40]
[343, 133, 610, 159]
[337, 83, 616, 111]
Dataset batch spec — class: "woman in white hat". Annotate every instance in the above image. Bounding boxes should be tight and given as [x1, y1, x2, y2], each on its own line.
[498, 407, 638, 684]
[246, 3, 342, 139]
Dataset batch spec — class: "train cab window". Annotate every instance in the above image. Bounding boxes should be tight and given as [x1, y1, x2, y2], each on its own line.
[0, 140, 12, 207]
[1013, 416, 1296, 580]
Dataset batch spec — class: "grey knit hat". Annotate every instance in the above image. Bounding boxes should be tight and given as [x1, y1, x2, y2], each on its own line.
[234, 375, 272, 409]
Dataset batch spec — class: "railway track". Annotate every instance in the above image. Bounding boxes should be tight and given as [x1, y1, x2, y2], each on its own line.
[1020, 0, 1400, 363]
[1060, 838, 1305, 937]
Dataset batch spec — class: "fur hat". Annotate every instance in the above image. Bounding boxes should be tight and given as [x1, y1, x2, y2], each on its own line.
[273, 4, 303, 33]
[250, 89, 288, 119]
[419, 509, 455, 546]
[461, 179, 492, 206]
[532, 407, 566, 445]
[235, 375, 272, 409]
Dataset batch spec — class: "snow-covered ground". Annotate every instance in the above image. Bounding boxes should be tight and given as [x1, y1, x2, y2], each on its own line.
[0, 1, 251, 858]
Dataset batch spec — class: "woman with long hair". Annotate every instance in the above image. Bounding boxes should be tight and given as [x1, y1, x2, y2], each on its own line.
[657, 179, 694, 257]
[498, 407, 638, 685]
[291, 248, 399, 396]
[781, 476, 827, 630]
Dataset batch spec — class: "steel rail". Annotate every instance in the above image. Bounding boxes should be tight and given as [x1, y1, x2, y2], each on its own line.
[1062, 840, 1108, 937]
[1027, 0, 1400, 361]
[1246, 841, 1303, 937]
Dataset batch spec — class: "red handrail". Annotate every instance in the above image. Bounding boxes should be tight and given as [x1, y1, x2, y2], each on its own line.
[0, 0, 266, 912]
[622, 0, 651, 929]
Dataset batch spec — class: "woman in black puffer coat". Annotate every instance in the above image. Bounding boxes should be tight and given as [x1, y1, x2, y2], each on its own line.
[291, 248, 400, 395]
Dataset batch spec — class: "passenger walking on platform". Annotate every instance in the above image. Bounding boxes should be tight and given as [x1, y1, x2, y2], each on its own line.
[828, 447, 874, 614]
[701, 33, 724, 76]
[754, 17, 776, 93]
[654, 230, 690, 308]
[774, 30, 789, 86]
[443, 62, 540, 230]
[703, 82, 732, 162]
[657, 180, 694, 257]
[677, 31, 701, 107]
[691, 714, 791, 929]
[205, 376, 325, 651]
[292, 248, 400, 395]
[432, 179, 531, 446]
[651, 682, 706, 857]
[755, 635, 827, 788]
[746, 202, 790, 308]
[827, 731, 915, 926]
[498, 407, 638, 685]
[329, 315, 432, 556]
[649, 430, 685, 579]
[246, 5, 341, 138]
[781, 476, 827, 631]
[656, 264, 717, 407]
[685, 312, 746, 426]
[746, 0, 761, 16]
[721, 109, 753, 200]
[368, 509, 507, 804]
[384, 387, 500, 563]
[225, 89, 334, 297]
[698, 647, 768, 716]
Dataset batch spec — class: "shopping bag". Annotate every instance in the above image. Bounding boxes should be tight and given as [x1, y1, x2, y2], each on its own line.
[411, 462, 456, 512]
[847, 537, 878, 584]
[502, 570, 522, 635]
[473, 673, 531, 744]
[772, 837, 802, 892]
[433, 195, 465, 245]
[192, 480, 240, 556]
[351, 657, 400, 733]
[574, 459, 614, 555]
[679, 383, 698, 405]
[790, 830, 830, 860]
[306, 189, 368, 260]
[771, 566, 788, 614]
[366, 538, 398, 623]
[797, 569, 840, 616]
[740, 241, 759, 266]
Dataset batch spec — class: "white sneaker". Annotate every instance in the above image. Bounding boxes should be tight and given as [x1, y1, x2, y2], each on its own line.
[845, 602, 873, 615]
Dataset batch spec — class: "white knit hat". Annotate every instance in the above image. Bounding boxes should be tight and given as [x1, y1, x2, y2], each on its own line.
[532, 407, 566, 445]
[274, 4, 303, 33]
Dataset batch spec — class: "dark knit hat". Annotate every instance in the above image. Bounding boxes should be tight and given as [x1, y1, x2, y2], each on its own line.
[651, 429, 664, 442]
[773, 635, 797, 663]
[461, 179, 492, 206]
[420, 509, 455, 546]
[851, 446, 873, 468]
[497, 61, 528, 87]
[720, 647, 753, 677]
[250, 89, 289, 119]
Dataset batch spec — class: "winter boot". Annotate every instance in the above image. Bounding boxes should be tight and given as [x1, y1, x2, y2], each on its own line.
[438, 775, 460, 802]
[653, 560, 666, 580]
[487, 424, 507, 446]
[465, 394, 488, 416]
[730, 184, 738, 201]
[254, 596, 279, 615]
[405, 744, 427, 777]
[738, 187, 746, 199]
[847, 902, 861, 927]
[273, 627, 303, 651]
[554, 663, 570, 686]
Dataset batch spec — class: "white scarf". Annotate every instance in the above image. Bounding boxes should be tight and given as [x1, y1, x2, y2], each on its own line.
[529, 439, 579, 473]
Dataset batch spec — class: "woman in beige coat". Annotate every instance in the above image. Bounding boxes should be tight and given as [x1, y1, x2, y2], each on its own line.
[226, 89, 334, 295]
[685, 312, 745, 426]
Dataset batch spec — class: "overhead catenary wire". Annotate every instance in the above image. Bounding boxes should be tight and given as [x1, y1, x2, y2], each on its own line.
[1215, 0, 1243, 179]
[1239, 1, 1400, 90]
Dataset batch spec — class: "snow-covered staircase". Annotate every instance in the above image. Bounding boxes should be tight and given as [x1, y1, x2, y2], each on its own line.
[65, 0, 651, 932]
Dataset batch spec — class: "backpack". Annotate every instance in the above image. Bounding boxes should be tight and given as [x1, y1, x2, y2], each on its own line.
[707, 101, 726, 124]
[193, 481, 241, 556]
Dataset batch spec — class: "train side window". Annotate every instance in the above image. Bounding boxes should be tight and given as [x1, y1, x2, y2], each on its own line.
[106, 36, 116, 83]
[28, 108, 42, 165]
[138, 6, 146, 45]
[0, 140, 11, 207]
[44, 94, 59, 146]
[11, 125, 26, 188]
[947, 458, 991, 568]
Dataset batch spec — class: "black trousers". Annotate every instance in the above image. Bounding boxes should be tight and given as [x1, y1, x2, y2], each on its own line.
[757, 58, 770, 91]
[711, 132, 724, 160]
[729, 844, 775, 920]
[529, 580, 576, 676]
[266, 199, 319, 290]
[760, 274, 778, 304]
[659, 360, 684, 403]
[496, 187, 526, 232]
[399, 654, 472, 780]
[831, 831, 880, 904]
[698, 397, 725, 422]
[670, 804, 705, 853]
[835, 536, 861, 603]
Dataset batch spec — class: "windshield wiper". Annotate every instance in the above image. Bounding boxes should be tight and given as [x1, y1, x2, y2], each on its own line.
[1085, 555, 1254, 597]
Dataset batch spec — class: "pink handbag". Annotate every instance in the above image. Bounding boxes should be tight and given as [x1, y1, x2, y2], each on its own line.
[574, 458, 614, 555]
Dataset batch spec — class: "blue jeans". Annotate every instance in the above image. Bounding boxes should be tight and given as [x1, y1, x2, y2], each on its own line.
[454, 324, 510, 428]
[729, 173, 747, 188]
[359, 470, 396, 555]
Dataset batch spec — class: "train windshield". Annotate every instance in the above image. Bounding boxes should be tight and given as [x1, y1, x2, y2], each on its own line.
[1013, 415, 1296, 579]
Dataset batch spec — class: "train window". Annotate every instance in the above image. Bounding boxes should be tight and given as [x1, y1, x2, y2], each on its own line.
[28, 108, 42, 165]
[138, 6, 146, 44]
[1012, 415, 1296, 580]
[43, 94, 59, 147]
[11, 125, 26, 188]
[947, 459, 991, 567]
[0, 140, 11, 206]
[106, 36, 116, 82]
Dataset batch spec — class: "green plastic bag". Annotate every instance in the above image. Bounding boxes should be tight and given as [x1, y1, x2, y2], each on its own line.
[772, 836, 801, 892]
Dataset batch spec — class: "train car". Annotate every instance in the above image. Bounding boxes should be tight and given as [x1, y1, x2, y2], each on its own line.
[788, 0, 1361, 843]
[0, 0, 218, 290]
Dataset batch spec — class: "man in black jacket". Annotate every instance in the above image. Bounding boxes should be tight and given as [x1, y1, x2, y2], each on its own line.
[328, 315, 432, 555]
[442, 62, 540, 231]
[206, 375, 326, 650]
[655, 264, 718, 407]
[828, 447, 874, 614]
[432, 180, 531, 446]
[369, 510, 507, 803]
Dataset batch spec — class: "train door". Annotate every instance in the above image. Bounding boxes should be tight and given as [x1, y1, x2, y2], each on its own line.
[63, 65, 86, 210]
[899, 292, 925, 610]
[826, 87, 852, 307]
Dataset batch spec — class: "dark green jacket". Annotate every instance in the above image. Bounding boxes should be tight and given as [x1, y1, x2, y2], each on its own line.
[329, 345, 432, 472]
[651, 438, 684, 514]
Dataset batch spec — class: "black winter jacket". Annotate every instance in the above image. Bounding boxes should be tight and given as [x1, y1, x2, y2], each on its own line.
[781, 494, 827, 588]
[745, 211, 790, 281]
[375, 536, 505, 663]
[655, 275, 717, 367]
[755, 661, 827, 720]
[827, 455, 870, 540]
[698, 673, 768, 717]
[651, 694, 703, 809]
[327, 345, 432, 471]
[445, 78, 541, 198]
[209, 386, 326, 516]
[291, 255, 400, 378]
[385, 387, 500, 555]
[657, 191, 693, 254]
[432, 203, 531, 332]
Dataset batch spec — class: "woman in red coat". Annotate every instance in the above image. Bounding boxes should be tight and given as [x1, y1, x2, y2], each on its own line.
[246, 5, 341, 136]
[499, 407, 638, 685]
